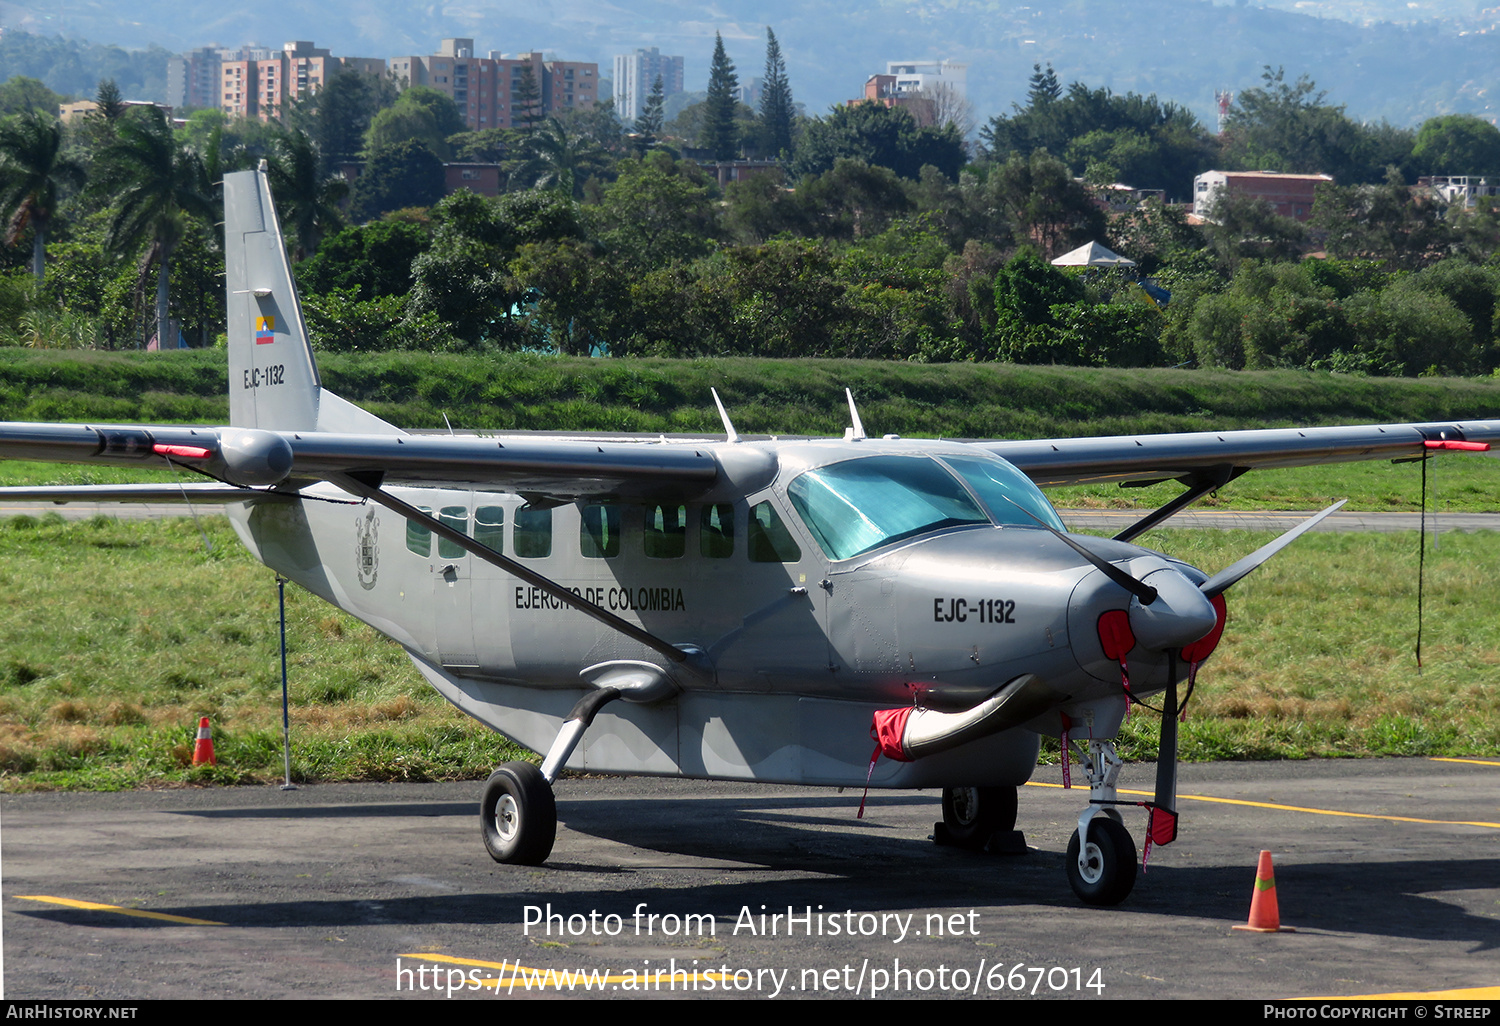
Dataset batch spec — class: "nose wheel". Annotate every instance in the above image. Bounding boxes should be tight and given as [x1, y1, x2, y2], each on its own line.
[1066, 816, 1136, 905]
[480, 762, 556, 865]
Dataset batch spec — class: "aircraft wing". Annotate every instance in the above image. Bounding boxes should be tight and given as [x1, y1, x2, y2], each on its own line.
[981, 420, 1500, 488]
[0, 422, 720, 499]
[0, 417, 1494, 502]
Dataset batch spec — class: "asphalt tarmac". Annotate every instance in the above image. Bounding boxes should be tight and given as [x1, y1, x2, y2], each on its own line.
[3, 757, 1498, 1001]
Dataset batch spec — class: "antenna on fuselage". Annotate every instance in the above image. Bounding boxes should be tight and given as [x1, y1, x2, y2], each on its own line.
[711, 387, 740, 443]
[844, 388, 866, 441]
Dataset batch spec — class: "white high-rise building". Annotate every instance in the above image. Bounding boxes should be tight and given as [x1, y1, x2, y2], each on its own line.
[883, 60, 968, 100]
[613, 46, 685, 123]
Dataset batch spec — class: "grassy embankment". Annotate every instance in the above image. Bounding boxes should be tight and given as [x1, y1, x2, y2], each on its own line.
[0, 351, 1496, 790]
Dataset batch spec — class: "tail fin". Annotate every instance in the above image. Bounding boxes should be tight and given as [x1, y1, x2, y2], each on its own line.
[223, 167, 399, 436]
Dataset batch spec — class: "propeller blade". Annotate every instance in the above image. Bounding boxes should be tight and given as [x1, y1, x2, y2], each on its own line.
[1005, 498, 1158, 606]
[1198, 499, 1347, 599]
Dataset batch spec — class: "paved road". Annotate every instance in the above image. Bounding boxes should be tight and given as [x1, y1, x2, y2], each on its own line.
[4, 758, 1498, 1001]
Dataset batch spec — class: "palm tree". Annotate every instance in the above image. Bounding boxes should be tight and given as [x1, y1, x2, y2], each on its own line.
[266, 129, 347, 260]
[511, 117, 607, 199]
[0, 112, 85, 281]
[92, 108, 214, 349]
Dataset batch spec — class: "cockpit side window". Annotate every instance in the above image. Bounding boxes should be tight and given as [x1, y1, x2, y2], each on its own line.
[788, 455, 988, 560]
[940, 454, 1065, 531]
[748, 501, 801, 563]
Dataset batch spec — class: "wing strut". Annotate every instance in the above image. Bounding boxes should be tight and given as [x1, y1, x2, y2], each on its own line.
[330, 473, 711, 677]
[1111, 465, 1243, 543]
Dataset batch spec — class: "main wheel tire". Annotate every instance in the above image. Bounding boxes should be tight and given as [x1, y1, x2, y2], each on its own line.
[1065, 817, 1137, 906]
[940, 785, 1019, 849]
[480, 762, 556, 865]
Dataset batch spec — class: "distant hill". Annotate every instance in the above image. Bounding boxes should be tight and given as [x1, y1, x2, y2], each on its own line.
[1, 0, 1496, 127]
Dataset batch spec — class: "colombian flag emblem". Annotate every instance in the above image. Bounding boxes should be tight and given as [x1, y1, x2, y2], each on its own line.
[255, 316, 275, 344]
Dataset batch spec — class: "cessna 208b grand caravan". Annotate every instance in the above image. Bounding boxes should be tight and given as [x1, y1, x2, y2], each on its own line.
[2, 167, 1496, 905]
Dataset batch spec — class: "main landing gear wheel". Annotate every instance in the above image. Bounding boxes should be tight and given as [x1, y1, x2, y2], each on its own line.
[480, 762, 556, 865]
[1066, 817, 1137, 906]
[937, 786, 1023, 852]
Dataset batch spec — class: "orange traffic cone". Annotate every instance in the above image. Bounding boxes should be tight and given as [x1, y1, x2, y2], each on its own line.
[192, 716, 217, 767]
[1233, 850, 1294, 932]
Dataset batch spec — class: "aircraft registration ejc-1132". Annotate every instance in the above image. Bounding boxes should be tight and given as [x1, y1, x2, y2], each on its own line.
[3, 167, 1497, 905]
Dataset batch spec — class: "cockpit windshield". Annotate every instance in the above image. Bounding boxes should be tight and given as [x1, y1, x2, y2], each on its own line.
[788, 455, 990, 560]
[938, 453, 1066, 531]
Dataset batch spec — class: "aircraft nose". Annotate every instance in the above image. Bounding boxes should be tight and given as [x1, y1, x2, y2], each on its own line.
[1128, 562, 1218, 652]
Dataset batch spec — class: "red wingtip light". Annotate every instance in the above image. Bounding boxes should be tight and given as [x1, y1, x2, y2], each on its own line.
[1424, 440, 1490, 451]
[153, 443, 213, 459]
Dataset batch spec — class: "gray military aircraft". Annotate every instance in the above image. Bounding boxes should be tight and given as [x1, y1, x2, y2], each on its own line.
[2, 167, 1496, 905]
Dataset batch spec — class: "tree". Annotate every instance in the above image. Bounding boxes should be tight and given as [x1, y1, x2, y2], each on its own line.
[702, 33, 740, 161]
[348, 140, 446, 222]
[638, 76, 666, 137]
[266, 129, 348, 259]
[596, 153, 719, 270]
[297, 218, 430, 300]
[513, 66, 543, 133]
[0, 77, 63, 116]
[793, 102, 965, 181]
[991, 151, 1105, 257]
[91, 108, 214, 348]
[510, 116, 609, 199]
[365, 86, 466, 160]
[1027, 63, 1062, 107]
[296, 70, 398, 175]
[758, 28, 795, 159]
[1222, 67, 1392, 185]
[0, 111, 85, 280]
[1411, 115, 1500, 177]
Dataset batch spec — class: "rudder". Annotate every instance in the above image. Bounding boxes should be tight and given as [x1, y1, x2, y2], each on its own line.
[224, 166, 320, 431]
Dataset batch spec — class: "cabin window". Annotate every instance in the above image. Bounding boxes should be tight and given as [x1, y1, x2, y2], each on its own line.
[788, 456, 988, 560]
[474, 505, 505, 550]
[644, 503, 686, 558]
[437, 506, 470, 558]
[580, 503, 620, 558]
[407, 506, 434, 555]
[748, 501, 801, 563]
[514, 504, 552, 558]
[700, 503, 734, 558]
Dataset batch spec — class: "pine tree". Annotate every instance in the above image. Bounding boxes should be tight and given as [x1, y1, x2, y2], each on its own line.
[758, 27, 795, 159]
[1027, 63, 1061, 106]
[701, 33, 739, 161]
[638, 75, 666, 136]
[513, 65, 543, 133]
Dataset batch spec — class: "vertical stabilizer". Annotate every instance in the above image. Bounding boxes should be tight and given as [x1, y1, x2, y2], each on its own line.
[224, 168, 320, 430]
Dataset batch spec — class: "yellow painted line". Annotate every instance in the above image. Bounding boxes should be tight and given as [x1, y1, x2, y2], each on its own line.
[1024, 783, 1500, 829]
[1431, 756, 1500, 767]
[1303, 985, 1500, 1000]
[402, 952, 725, 988]
[14, 895, 224, 926]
